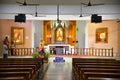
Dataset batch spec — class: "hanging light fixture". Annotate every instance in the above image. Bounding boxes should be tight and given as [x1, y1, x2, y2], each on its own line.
[35, 5, 38, 17]
[57, 5, 61, 24]
[79, 4, 83, 17]
[57, 5, 63, 27]
[51, 5, 67, 29]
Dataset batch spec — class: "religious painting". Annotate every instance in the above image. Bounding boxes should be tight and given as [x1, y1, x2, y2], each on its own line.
[96, 28, 108, 43]
[11, 27, 24, 45]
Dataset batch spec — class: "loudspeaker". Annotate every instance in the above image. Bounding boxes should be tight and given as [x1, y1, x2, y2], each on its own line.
[15, 14, 26, 23]
[91, 14, 102, 23]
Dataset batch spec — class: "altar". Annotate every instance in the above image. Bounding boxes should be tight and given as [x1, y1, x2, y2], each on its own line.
[43, 21, 76, 55]
[44, 44, 74, 55]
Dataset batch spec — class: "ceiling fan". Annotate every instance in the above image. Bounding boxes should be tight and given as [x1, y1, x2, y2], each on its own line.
[16, 0, 39, 6]
[79, 4, 90, 17]
[32, 5, 46, 17]
[81, 0, 104, 7]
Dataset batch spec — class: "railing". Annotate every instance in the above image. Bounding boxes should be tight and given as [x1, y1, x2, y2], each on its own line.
[8, 48, 113, 57]
[9, 48, 35, 56]
[72, 48, 113, 57]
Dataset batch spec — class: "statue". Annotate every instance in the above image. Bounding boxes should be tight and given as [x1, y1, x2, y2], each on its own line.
[57, 28, 63, 41]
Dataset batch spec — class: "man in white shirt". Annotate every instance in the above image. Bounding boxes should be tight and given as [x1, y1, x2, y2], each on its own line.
[3, 42, 8, 58]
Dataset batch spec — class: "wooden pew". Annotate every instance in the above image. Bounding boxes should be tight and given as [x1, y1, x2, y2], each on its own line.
[0, 58, 44, 80]
[74, 61, 120, 73]
[0, 64, 39, 79]
[72, 58, 117, 67]
[72, 58, 120, 80]
[0, 68, 34, 78]
[0, 66, 36, 79]
[0, 72, 30, 80]
[88, 78, 120, 80]
[0, 77, 24, 80]
[0, 58, 43, 72]
[72, 58, 118, 72]
[83, 72, 120, 80]
[75, 65, 120, 80]
[0, 62, 40, 71]
[74, 62, 120, 72]
[80, 68, 120, 80]
[0, 58, 43, 70]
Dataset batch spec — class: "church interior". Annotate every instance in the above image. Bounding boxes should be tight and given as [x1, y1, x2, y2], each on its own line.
[0, 0, 120, 80]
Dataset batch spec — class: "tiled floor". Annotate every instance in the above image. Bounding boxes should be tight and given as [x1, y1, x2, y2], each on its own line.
[43, 57, 73, 80]
[42, 56, 117, 80]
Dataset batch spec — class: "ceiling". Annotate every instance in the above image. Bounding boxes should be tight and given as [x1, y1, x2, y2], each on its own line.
[0, 0, 120, 5]
[0, 0, 120, 20]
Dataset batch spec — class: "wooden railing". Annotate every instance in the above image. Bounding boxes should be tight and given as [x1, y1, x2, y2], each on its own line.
[9, 48, 35, 56]
[8, 48, 113, 57]
[72, 48, 113, 57]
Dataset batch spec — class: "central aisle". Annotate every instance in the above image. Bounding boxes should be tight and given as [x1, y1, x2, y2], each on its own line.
[43, 57, 72, 80]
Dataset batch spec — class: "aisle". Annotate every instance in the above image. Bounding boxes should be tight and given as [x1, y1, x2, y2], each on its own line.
[43, 58, 72, 80]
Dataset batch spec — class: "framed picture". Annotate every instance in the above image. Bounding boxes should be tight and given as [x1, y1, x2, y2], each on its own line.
[96, 28, 108, 43]
[11, 27, 24, 45]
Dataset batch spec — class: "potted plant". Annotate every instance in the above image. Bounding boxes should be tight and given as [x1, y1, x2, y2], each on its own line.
[44, 51, 50, 63]
[32, 51, 38, 58]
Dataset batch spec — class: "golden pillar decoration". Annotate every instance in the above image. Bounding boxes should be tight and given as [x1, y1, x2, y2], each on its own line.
[43, 20, 51, 45]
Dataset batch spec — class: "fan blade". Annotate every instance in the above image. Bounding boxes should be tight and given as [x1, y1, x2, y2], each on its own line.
[16, 1, 39, 6]
[81, 0, 104, 7]
[92, 4, 104, 6]
[84, 3, 104, 7]
[19, 4, 39, 6]
[16, 1, 23, 4]
[81, 2, 88, 5]
[27, 4, 40, 6]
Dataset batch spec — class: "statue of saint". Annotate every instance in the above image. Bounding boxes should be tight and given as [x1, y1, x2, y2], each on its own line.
[57, 28, 63, 41]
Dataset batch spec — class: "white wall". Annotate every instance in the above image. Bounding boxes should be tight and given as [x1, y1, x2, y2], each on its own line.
[33, 20, 43, 47]
[76, 20, 87, 48]
[87, 21, 120, 56]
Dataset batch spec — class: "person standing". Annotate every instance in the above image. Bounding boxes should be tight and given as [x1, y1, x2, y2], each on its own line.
[3, 42, 8, 58]
[39, 47, 44, 58]
[3, 36, 9, 49]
